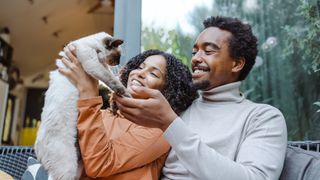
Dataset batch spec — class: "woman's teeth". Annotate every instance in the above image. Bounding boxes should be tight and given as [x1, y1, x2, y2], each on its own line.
[132, 79, 143, 86]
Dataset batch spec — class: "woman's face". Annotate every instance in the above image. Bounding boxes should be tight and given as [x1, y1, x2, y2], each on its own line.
[127, 55, 167, 99]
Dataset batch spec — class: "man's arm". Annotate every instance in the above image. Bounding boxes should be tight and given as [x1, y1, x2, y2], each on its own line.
[164, 109, 287, 180]
[114, 86, 287, 180]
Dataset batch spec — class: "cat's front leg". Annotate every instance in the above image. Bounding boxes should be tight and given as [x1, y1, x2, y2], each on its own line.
[76, 46, 131, 97]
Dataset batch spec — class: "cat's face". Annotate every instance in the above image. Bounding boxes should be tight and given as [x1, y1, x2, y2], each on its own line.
[101, 37, 123, 66]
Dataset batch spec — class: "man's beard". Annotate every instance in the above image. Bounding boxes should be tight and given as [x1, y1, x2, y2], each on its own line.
[192, 80, 210, 91]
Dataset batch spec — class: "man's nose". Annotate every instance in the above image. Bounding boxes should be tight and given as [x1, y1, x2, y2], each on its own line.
[191, 51, 203, 64]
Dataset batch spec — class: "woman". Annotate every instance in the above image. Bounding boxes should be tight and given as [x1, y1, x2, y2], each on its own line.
[60, 48, 198, 179]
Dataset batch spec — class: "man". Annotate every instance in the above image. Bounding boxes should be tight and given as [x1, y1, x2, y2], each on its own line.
[114, 16, 287, 180]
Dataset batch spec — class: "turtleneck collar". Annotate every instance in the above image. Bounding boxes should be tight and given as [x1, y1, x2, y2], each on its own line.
[199, 81, 244, 104]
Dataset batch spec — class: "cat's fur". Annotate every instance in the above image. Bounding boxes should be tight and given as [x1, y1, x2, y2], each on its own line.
[35, 32, 130, 180]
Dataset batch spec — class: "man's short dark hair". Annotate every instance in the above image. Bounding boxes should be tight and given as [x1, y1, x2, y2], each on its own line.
[203, 16, 258, 81]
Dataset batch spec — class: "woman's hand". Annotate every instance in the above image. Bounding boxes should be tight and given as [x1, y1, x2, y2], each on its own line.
[58, 45, 99, 99]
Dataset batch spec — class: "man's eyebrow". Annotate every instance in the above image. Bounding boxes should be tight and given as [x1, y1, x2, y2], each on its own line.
[193, 42, 221, 50]
[203, 42, 221, 50]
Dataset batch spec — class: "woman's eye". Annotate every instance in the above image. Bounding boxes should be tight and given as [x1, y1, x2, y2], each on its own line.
[151, 72, 159, 78]
[137, 66, 143, 70]
[191, 51, 197, 56]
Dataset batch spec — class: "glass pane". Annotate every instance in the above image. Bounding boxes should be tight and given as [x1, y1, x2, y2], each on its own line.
[141, 0, 320, 140]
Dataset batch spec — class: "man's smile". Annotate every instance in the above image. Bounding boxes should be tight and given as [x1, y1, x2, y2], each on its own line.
[192, 65, 210, 78]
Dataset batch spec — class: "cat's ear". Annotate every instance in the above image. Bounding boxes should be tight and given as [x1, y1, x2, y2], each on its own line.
[104, 38, 123, 49]
[109, 38, 123, 47]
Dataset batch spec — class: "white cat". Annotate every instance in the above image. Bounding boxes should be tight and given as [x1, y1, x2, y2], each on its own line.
[35, 32, 130, 180]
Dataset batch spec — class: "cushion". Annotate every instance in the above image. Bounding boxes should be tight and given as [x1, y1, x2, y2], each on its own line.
[279, 146, 320, 180]
[21, 157, 52, 180]
[0, 170, 13, 180]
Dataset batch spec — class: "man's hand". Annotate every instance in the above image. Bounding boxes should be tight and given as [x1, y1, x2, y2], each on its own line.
[113, 86, 178, 131]
[58, 45, 99, 99]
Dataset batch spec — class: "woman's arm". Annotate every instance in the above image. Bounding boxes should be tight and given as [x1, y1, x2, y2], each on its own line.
[59, 46, 170, 177]
[77, 97, 170, 177]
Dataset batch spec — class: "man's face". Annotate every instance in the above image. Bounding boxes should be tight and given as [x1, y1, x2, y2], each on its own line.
[191, 27, 237, 90]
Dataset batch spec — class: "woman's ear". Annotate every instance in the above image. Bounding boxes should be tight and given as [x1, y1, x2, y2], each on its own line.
[232, 57, 245, 73]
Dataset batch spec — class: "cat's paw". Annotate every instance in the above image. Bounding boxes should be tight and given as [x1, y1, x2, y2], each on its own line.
[114, 87, 131, 98]
[123, 91, 131, 98]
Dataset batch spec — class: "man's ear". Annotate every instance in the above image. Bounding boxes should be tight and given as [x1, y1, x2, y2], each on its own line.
[232, 57, 245, 73]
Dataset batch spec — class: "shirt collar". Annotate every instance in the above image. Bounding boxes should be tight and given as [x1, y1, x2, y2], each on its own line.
[199, 81, 245, 104]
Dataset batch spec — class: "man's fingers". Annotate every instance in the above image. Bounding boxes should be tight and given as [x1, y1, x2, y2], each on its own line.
[119, 111, 139, 124]
[131, 86, 161, 98]
[116, 104, 134, 117]
[114, 94, 143, 108]
[115, 99, 139, 117]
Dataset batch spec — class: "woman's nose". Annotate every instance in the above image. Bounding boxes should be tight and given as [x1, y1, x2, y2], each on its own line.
[137, 69, 146, 78]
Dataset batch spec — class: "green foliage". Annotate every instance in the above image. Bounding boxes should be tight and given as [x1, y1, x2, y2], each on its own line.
[141, 26, 193, 68]
[283, 0, 320, 72]
[280, 0, 320, 139]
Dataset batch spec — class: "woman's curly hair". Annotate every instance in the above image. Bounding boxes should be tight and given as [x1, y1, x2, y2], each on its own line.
[112, 49, 198, 115]
[203, 16, 258, 81]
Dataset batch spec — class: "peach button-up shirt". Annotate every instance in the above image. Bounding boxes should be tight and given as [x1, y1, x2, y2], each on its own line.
[77, 96, 170, 180]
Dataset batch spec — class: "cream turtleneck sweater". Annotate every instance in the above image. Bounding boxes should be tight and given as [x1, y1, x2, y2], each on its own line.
[162, 82, 287, 180]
